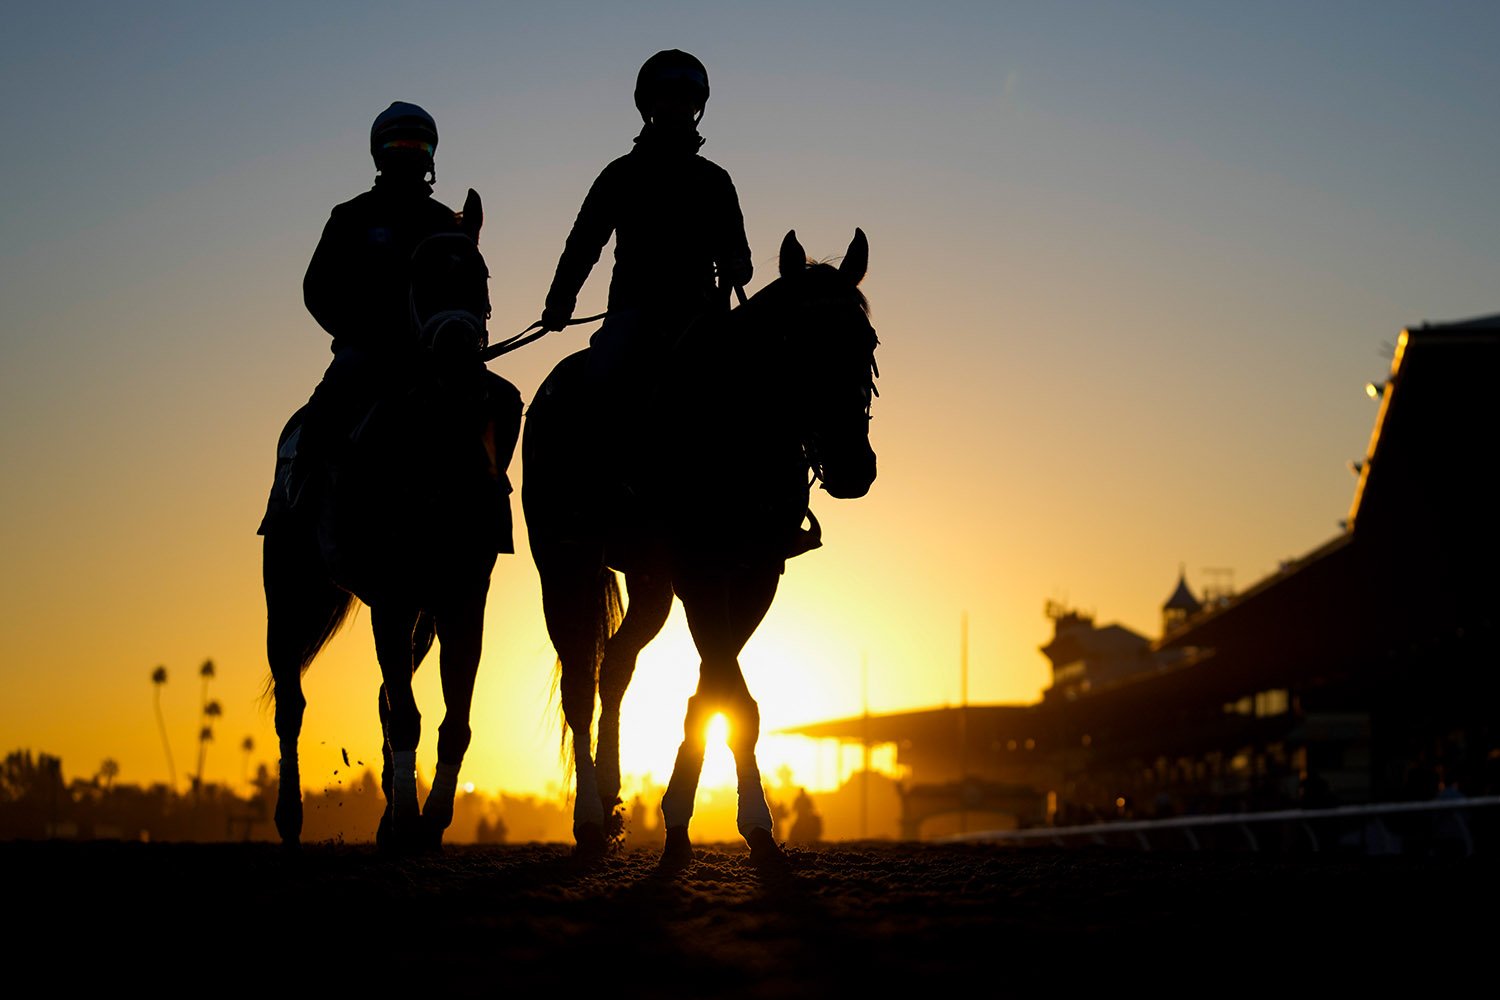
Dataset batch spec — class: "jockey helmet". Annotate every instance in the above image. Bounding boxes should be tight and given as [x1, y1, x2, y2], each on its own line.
[634, 50, 709, 122]
[370, 101, 438, 174]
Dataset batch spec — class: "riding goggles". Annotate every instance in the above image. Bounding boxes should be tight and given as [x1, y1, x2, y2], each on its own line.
[380, 138, 435, 157]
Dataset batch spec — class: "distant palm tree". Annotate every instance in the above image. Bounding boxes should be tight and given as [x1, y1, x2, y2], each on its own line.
[97, 758, 119, 791]
[195, 699, 222, 802]
[199, 659, 215, 712]
[240, 735, 254, 788]
[151, 665, 177, 791]
[192, 661, 217, 804]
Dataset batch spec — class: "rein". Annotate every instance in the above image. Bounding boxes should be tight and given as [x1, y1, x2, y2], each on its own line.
[482, 284, 746, 362]
[480, 311, 609, 361]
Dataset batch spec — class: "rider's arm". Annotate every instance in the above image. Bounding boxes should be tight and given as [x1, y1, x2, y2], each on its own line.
[303, 208, 367, 344]
[542, 163, 619, 329]
[714, 169, 753, 291]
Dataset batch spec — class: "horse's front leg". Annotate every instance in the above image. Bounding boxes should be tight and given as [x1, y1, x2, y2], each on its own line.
[420, 592, 488, 847]
[372, 603, 423, 852]
[596, 572, 673, 839]
[666, 565, 783, 866]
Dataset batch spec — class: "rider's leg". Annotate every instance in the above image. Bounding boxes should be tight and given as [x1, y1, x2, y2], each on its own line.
[286, 347, 379, 509]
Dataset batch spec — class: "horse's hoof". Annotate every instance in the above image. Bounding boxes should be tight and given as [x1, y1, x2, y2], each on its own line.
[274, 799, 303, 846]
[377, 811, 429, 856]
[658, 826, 694, 871]
[421, 803, 453, 843]
[573, 822, 608, 861]
[418, 814, 448, 854]
[746, 827, 788, 868]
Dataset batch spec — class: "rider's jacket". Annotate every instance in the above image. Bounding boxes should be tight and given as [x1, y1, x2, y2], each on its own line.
[304, 174, 464, 355]
[543, 125, 752, 327]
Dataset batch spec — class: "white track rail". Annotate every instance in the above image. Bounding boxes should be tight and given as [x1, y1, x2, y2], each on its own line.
[938, 794, 1500, 855]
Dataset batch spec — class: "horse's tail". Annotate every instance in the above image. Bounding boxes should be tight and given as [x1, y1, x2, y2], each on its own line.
[544, 563, 624, 769]
[259, 528, 359, 708]
[299, 590, 359, 676]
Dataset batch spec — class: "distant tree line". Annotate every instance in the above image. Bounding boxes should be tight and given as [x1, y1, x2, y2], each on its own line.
[2, 747, 899, 844]
[0, 749, 581, 844]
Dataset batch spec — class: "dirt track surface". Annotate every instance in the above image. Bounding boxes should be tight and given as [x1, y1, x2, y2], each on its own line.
[7, 839, 1495, 993]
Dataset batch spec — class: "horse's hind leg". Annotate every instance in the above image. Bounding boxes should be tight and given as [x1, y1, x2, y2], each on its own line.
[267, 642, 307, 848]
[420, 591, 488, 847]
[263, 527, 351, 848]
[559, 619, 607, 854]
[372, 603, 424, 851]
[596, 571, 673, 839]
[537, 555, 620, 857]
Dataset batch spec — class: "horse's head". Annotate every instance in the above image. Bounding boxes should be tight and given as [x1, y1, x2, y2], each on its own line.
[764, 228, 879, 500]
[408, 191, 490, 366]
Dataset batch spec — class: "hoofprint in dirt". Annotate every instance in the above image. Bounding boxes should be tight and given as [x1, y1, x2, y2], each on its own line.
[5, 840, 1495, 993]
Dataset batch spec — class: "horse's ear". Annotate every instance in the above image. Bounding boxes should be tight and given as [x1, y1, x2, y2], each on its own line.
[839, 228, 868, 285]
[461, 188, 483, 243]
[779, 230, 807, 277]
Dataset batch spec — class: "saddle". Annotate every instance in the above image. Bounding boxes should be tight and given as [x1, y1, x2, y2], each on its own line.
[257, 371, 523, 589]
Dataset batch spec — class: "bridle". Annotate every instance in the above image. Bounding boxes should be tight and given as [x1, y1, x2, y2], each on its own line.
[784, 304, 879, 489]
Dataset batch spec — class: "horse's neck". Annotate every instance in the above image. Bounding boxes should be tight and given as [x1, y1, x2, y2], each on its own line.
[666, 308, 762, 417]
[663, 306, 803, 471]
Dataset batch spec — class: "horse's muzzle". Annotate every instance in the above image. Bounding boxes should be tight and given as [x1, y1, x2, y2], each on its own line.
[820, 447, 876, 499]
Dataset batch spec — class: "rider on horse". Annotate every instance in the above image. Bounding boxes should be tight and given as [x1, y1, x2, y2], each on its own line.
[286, 101, 475, 510]
[539, 49, 753, 384]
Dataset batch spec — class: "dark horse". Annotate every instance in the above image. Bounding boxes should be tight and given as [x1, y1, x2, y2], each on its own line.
[523, 229, 879, 865]
[257, 204, 521, 851]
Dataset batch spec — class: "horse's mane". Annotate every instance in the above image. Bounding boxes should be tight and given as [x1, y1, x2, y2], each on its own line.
[666, 262, 871, 368]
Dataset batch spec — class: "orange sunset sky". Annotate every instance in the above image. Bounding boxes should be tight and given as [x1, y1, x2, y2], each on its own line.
[3, 2, 1497, 802]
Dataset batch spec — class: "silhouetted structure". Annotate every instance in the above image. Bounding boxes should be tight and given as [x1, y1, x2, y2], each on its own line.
[786, 315, 1500, 843]
[525, 230, 878, 867]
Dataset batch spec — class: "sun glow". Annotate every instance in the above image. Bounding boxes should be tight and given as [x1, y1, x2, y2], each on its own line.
[701, 712, 737, 789]
[609, 602, 906, 799]
[704, 712, 731, 746]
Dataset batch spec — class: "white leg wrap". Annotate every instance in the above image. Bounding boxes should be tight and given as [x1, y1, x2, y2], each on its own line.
[736, 768, 774, 838]
[392, 750, 418, 809]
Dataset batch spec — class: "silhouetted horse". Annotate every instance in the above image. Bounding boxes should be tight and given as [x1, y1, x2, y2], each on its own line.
[258, 206, 521, 851]
[523, 229, 879, 866]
